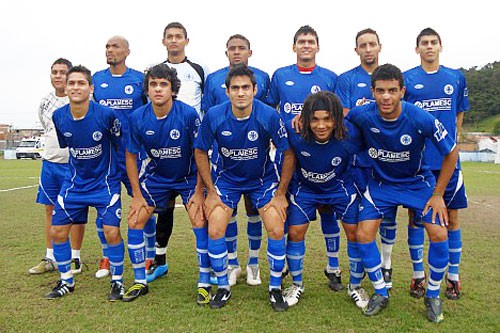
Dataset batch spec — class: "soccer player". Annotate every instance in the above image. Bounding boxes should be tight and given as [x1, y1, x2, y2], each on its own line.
[266, 25, 343, 291]
[404, 27, 469, 301]
[146, 22, 210, 283]
[283, 91, 368, 309]
[31, 58, 86, 275]
[194, 65, 294, 311]
[201, 34, 271, 286]
[335, 28, 397, 289]
[347, 64, 458, 322]
[92, 36, 156, 280]
[45, 65, 125, 301]
[123, 64, 207, 303]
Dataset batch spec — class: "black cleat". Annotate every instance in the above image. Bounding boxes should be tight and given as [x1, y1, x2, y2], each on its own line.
[210, 288, 231, 309]
[108, 281, 124, 301]
[197, 286, 211, 306]
[45, 280, 74, 299]
[424, 297, 444, 323]
[410, 276, 426, 299]
[269, 288, 289, 312]
[122, 283, 149, 302]
[445, 279, 461, 300]
[324, 269, 344, 291]
[363, 293, 389, 316]
[382, 268, 393, 290]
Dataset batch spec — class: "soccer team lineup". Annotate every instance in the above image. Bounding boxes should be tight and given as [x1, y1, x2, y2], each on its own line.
[32, 22, 469, 323]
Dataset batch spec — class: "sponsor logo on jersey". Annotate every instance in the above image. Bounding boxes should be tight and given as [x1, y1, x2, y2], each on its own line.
[370, 127, 380, 133]
[220, 147, 258, 160]
[414, 98, 451, 112]
[124, 85, 134, 95]
[331, 157, 342, 166]
[170, 129, 181, 140]
[64, 132, 73, 137]
[433, 119, 448, 142]
[150, 146, 182, 159]
[368, 147, 410, 162]
[92, 131, 103, 141]
[301, 167, 336, 183]
[69, 144, 103, 159]
[444, 84, 454, 95]
[99, 98, 134, 110]
[221, 131, 232, 136]
[400, 134, 412, 146]
[310, 85, 321, 94]
[100, 83, 109, 88]
[300, 151, 311, 157]
[414, 84, 424, 90]
[357, 82, 367, 88]
[146, 130, 155, 136]
[283, 102, 303, 114]
[247, 130, 259, 141]
[285, 80, 295, 86]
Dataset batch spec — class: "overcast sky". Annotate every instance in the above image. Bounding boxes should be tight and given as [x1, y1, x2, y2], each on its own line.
[0, 0, 497, 128]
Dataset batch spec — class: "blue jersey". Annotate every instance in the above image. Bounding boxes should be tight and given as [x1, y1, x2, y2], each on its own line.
[346, 101, 456, 185]
[128, 100, 200, 185]
[53, 101, 121, 193]
[335, 65, 374, 109]
[194, 99, 289, 187]
[404, 65, 469, 170]
[286, 120, 361, 193]
[202, 66, 270, 113]
[266, 64, 338, 122]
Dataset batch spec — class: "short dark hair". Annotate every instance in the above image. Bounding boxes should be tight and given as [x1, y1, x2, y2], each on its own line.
[371, 64, 404, 89]
[144, 64, 181, 97]
[300, 91, 346, 142]
[66, 65, 92, 84]
[355, 28, 380, 46]
[224, 64, 256, 90]
[163, 22, 187, 39]
[293, 25, 319, 45]
[51, 58, 72, 70]
[416, 27, 441, 46]
[226, 34, 250, 49]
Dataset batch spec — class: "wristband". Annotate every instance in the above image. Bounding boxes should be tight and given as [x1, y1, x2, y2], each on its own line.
[432, 192, 443, 197]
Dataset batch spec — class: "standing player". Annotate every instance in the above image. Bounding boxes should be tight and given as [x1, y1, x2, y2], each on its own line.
[123, 64, 207, 303]
[92, 36, 156, 279]
[267, 25, 343, 291]
[195, 65, 294, 311]
[283, 91, 368, 309]
[347, 64, 458, 322]
[202, 34, 271, 286]
[45, 65, 125, 301]
[31, 58, 85, 275]
[335, 28, 397, 289]
[404, 27, 469, 300]
[146, 22, 210, 282]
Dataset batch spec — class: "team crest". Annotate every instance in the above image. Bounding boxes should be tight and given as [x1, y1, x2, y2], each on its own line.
[92, 131, 103, 141]
[115, 208, 122, 219]
[310, 85, 321, 94]
[444, 84, 454, 95]
[170, 129, 180, 140]
[331, 157, 342, 166]
[124, 85, 134, 95]
[248, 130, 259, 141]
[400, 134, 412, 146]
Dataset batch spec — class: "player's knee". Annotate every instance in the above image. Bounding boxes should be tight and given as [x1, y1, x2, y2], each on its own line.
[287, 226, 305, 242]
[103, 226, 122, 244]
[50, 226, 68, 243]
[426, 224, 448, 242]
[343, 224, 357, 242]
[447, 210, 460, 230]
[267, 226, 284, 240]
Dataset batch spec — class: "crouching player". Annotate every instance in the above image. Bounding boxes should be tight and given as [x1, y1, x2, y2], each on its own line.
[283, 91, 368, 309]
[46, 65, 125, 301]
[123, 64, 207, 303]
[347, 64, 458, 322]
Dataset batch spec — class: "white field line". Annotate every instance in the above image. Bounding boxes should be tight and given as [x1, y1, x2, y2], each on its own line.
[0, 184, 38, 192]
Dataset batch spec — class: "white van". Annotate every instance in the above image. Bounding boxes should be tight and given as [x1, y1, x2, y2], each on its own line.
[15, 137, 44, 159]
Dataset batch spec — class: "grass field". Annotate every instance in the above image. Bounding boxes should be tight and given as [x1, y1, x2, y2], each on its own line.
[0, 160, 499, 332]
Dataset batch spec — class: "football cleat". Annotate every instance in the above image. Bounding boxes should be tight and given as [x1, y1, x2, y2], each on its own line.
[363, 293, 389, 316]
[95, 258, 110, 279]
[29, 258, 57, 274]
[347, 284, 369, 309]
[324, 269, 344, 291]
[210, 288, 231, 309]
[269, 288, 289, 312]
[44, 280, 74, 299]
[197, 286, 211, 306]
[146, 262, 169, 283]
[424, 297, 444, 323]
[122, 283, 149, 302]
[283, 283, 304, 307]
[410, 275, 426, 299]
[246, 264, 262, 286]
[382, 268, 392, 290]
[445, 279, 461, 300]
[227, 265, 242, 286]
[108, 281, 124, 302]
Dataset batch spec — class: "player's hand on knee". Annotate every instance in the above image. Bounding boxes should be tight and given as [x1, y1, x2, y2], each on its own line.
[203, 191, 228, 220]
[128, 195, 151, 224]
[423, 195, 448, 227]
[263, 193, 288, 222]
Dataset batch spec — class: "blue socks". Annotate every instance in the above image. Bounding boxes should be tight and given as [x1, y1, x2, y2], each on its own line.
[358, 241, 388, 297]
[448, 229, 462, 281]
[286, 240, 305, 286]
[408, 226, 425, 279]
[209, 236, 229, 288]
[426, 240, 449, 298]
[53, 239, 73, 286]
[127, 228, 146, 284]
[320, 211, 340, 271]
[193, 227, 210, 286]
[268, 237, 286, 290]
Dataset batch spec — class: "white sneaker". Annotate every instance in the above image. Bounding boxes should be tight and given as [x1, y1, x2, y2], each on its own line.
[246, 264, 262, 286]
[284, 283, 304, 306]
[347, 284, 369, 309]
[95, 258, 110, 279]
[227, 265, 242, 286]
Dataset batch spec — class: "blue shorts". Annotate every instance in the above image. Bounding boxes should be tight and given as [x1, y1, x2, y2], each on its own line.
[140, 175, 197, 209]
[52, 190, 122, 227]
[432, 169, 468, 209]
[358, 177, 442, 225]
[288, 187, 359, 226]
[36, 160, 69, 205]
[214, 177, 278, 210]
[351, 165, 370, 195]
